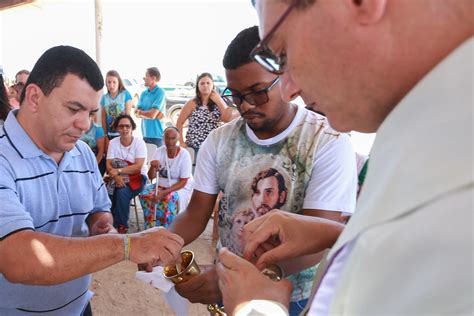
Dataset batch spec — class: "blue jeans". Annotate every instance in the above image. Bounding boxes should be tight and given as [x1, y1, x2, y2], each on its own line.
[289, 299, 308, 316]
[143, 137, 163, 147]
[111, 175, 146, 229]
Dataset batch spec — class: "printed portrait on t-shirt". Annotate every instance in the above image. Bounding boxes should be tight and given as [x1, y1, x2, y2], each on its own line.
[251, 168, 288, 217]
[210, 113, 334, 301]
[220, 161, 290, 255]
[106, 102, 120, 130]
[230, 207, 256, 255]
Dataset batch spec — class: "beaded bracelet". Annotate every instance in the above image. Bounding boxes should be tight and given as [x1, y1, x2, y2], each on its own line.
[123, 234, 131, 260]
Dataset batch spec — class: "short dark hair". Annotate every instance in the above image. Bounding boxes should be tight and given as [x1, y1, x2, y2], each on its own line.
[20, 45, 104, 104]
[251, 167, 288, 209]
[223, 26, 261, 70]
[147, 67, 161, 82]
[111, 114, 137, 131]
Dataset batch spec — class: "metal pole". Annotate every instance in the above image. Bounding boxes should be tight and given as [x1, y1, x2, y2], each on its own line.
[94, 0, 103, 68]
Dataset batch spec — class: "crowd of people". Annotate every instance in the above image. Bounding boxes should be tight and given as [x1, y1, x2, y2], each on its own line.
[0, 65, 232, 236]
[0, 0, 471, 315]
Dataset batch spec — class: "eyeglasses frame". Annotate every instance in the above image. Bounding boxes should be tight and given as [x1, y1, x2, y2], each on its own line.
[222, 76, 280, 107]
[250, 3, 296, 75]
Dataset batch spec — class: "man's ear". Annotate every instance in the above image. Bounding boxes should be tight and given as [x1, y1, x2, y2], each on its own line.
[279, 190, 287, 205]
[23, 84, 43, 113]
[350, 0, 387, 25]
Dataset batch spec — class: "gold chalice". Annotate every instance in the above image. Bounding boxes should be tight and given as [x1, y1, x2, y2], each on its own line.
[163, 250, 283, 316]
[163, 250, 201, 284]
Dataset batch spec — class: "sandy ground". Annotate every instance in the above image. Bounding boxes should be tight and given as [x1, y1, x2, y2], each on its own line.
[90, 202, 217, 316]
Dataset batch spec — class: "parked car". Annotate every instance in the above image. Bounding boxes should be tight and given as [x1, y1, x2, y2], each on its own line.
[165, 96, 190, 126]
[183, 73, 227, 94]
[123, 78, 144, 107]
[162, 74, 231, 126]
[128, 74, 229, 126]
[162, 84, 194, 126]
[212, 74, 227, 94]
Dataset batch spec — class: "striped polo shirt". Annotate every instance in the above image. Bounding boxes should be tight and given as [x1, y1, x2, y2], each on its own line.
[0, 110, 111, 315]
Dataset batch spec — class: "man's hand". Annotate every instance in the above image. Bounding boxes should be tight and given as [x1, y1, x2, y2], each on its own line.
[216, 248, 292, 315]
[129, 227, 184, 267]
[243, 210, 343, 270]
[87, 212, 116, 236]
[175, 264, 221, 304]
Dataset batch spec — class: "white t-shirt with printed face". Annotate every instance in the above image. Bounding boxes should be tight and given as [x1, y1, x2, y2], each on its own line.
[195, 105, 357, 214]
[107, 136, 148, 176]
[151, 146, 193, 190]
[193, 106, 357, 302]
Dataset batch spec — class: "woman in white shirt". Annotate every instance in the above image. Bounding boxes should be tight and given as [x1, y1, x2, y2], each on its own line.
[106, 114, 147, 233]
[139, 126, 193, 229]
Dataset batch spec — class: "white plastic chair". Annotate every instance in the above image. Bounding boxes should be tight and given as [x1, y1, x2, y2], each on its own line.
[145, 143, 158, 166]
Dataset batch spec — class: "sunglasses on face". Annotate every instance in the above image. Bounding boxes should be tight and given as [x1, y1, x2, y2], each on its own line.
[221, 77, 280, 107]
[250, 3, 296, 75]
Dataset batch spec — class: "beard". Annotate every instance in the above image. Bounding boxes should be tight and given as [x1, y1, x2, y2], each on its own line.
[255, 204, 272, 217]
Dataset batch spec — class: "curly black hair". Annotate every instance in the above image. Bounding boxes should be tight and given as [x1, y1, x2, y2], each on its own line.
[111, 114, 137, 131]
[223, 25, 261, 70]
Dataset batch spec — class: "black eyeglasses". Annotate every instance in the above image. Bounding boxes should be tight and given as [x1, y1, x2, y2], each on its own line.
[118, 124, 131, 129]
[222, 77, 280, 107]
[250, 3, 296, 75]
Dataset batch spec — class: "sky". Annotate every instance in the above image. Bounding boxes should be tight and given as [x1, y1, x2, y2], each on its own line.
[0, 0, 259, 84]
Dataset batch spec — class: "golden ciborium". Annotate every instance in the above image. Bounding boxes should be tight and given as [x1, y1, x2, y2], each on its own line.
[163, 250, 283, 316]
[163, 250, 201, 285]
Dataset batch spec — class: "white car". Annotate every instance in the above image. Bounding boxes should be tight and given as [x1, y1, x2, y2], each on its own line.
[123, 78, 144, 107]
[161, 84, 194, 126]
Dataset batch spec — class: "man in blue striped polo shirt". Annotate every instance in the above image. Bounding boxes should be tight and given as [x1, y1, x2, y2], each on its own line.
[0, 46, 184, 315]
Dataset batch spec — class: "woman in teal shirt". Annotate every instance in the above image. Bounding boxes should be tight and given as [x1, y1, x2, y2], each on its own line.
[100, 70, 133, 140]
[81, 113, 106, 175]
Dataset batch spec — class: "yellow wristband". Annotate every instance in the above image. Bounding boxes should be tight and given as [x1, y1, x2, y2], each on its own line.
[123, 234, 131, 260]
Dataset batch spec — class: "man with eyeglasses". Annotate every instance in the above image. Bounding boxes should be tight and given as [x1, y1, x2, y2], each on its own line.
[216, 0, 472, 315]
[169, 26, 357, 316]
